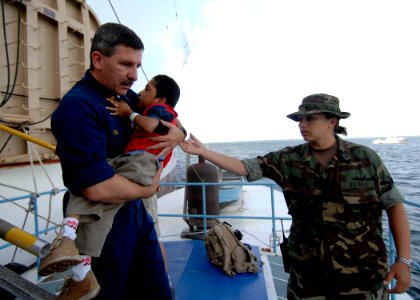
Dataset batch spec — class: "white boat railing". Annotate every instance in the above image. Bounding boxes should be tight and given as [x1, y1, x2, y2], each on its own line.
[160, 181, 289, 253]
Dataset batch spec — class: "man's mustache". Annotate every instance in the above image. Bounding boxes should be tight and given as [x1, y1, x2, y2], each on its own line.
[122, 80, 134, 86]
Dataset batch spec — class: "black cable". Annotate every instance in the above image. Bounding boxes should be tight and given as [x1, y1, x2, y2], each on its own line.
[1, 0, 12, 106]
[0, 110, 55, 127]
[107, 0, 121, 24]
[140, 66, 148, 82]
[0, 133, 13, 155]
[0, 0, 22, 108]
[0, 91, 60, 102]
[0, 92, 58, 126]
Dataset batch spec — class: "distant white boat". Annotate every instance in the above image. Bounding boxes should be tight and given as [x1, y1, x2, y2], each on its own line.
[372, 136, 408, 144]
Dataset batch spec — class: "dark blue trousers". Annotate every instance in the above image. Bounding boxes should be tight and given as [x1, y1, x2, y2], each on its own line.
[91, 200, 171, 299]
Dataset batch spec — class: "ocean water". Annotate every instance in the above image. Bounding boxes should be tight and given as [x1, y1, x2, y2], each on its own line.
[174, 136, 420, 299]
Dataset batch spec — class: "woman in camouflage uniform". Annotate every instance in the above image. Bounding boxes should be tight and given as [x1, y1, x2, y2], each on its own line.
[181, 93, 411, 299]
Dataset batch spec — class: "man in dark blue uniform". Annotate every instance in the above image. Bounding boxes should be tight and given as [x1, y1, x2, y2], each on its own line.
[50, 23, 185, 299]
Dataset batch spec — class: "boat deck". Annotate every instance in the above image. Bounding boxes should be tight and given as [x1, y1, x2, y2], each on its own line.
[164, 239, 280, 300]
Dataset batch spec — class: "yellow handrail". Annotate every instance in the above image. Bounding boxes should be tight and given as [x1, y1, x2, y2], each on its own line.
[0, 218, 50, 258]
[0, 124, 56, 151]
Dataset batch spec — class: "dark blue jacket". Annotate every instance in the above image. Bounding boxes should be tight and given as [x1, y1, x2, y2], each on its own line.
[51, 70, 137, 193]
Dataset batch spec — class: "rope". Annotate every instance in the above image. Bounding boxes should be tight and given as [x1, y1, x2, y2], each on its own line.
[0, 182, 37, 195]
[12, 197, 33, 262]
[28, 138, 59, 191]
[25, 132, 39, 197]
[190, 164, 205, 182]
[5, 200, 60, 226]
[25, 133, 60, 232]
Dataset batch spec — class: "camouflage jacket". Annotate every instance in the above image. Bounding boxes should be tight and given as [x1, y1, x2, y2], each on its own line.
[242, 135, 404, 297]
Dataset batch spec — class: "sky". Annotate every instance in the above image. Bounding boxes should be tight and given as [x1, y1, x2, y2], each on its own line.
[86, 0, 420, 143]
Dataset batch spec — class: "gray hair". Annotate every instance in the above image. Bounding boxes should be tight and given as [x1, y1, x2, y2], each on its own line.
[90, 23, 144, 69]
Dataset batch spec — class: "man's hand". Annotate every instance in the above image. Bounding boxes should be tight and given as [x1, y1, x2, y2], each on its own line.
[147, 120, 185, 158]
[146, 162, 163, 197]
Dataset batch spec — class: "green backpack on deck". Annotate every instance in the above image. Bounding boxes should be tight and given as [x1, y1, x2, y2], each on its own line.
[204, 221, 260, 277]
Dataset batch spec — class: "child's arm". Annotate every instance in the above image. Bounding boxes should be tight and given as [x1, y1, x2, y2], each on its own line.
[106, 98, 159, 133]
[130, 111, 159, 133]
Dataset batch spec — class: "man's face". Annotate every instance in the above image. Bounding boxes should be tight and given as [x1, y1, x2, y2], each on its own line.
[93, 45, 142, 95]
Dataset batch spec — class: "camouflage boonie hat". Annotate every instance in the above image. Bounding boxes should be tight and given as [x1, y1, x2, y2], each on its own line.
[287, 93, 350, 122]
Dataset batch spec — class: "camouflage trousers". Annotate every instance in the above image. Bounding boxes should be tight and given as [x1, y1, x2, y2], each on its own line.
[287, 287, 388, 300]
[287, 267, 389, 300]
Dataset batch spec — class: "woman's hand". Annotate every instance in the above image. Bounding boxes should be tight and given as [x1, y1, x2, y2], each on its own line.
[180, 133, 206, 155]
[384, 261, 411, 294]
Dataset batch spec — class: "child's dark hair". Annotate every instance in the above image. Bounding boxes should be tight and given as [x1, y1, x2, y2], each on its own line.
[153, 75, 180, 108]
